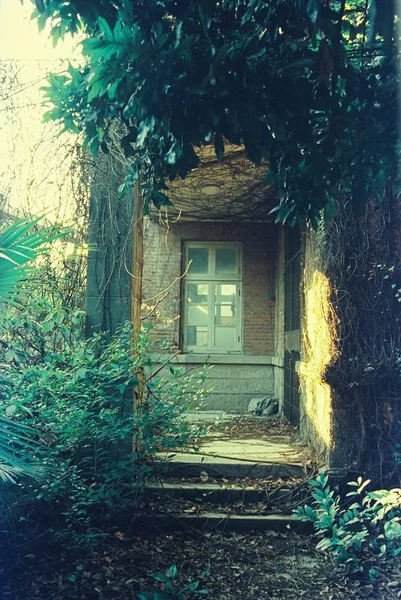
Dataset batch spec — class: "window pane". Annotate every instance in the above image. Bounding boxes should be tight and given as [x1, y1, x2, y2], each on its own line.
[187, 326, 208, 347]
[215, 284, 237, 303]
[214, 284, 236, 326]
[188, 247, 209, 274]
[186, 282, 209, 348]
[215, 247, 237, 274]
[188, 304, 209, 326]
[215, 327, 236, 348]
[215, 303, 236, 326]
[187, 283, 208, 304]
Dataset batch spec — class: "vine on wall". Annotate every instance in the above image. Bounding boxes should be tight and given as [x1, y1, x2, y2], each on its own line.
[322, 195, 401, 482]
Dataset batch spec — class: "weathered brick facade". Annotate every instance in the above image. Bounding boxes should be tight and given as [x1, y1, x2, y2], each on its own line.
[142, 217, 278, 356]
[141, 217, 281, 411]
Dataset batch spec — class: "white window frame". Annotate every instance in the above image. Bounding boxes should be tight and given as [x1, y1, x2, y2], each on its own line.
[182, 242, 243, 354]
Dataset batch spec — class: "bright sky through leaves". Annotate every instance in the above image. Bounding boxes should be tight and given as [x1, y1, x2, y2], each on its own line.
[0, 1, 75, 60]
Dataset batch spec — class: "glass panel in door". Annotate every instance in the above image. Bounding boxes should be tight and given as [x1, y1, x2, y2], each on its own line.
[214, 283, 237, 348]
[186, 283, 209, 348]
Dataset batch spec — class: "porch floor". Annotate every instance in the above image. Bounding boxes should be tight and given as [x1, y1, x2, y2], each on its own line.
[158, 412, 311, 470]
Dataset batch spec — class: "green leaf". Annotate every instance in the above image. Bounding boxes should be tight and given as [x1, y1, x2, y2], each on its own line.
[307, 478, 322, 487]
[306, 0, 321, 23]
[357, 479, 371, 494]
[0, 219, 67, 303]
[165, 581, 175, 595]
[87, 77, 109, 102]
[4, 349, 16, 362]
[151, 189, 172, 208]
[42, 320, 55, 332]
[36, 12, 47, 32]
[152, 574, 169, 582]
[108, 79, 122, 100]
[88, 136, 100, 154]
[166, 564, 178, 579]
[98, 17, 114, 42]
[323, 197, 338, 221]
[178, 580, 199, 595]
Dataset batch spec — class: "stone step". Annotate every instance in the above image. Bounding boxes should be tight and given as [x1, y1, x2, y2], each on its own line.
[142, 481, 307, 505]
[133, 512, 311, 533]
[154, 455, 305, 479]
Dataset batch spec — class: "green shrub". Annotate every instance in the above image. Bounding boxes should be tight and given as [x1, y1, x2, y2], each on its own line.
[0, 218, 67, 529]
[293, 472, 401, 575]
[1, 296, 206, 540]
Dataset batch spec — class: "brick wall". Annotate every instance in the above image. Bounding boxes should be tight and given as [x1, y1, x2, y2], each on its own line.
[142, 217, 278, 356]
[141, 217, 182, 348]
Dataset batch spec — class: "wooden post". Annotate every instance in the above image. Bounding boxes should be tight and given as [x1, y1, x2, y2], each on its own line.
[132, 181, 145, 450]
[131, 180, 144, 336]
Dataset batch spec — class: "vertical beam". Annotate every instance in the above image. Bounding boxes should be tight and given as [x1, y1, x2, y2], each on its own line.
[131, 183, 145, 450]
[131, 181, 144, 335]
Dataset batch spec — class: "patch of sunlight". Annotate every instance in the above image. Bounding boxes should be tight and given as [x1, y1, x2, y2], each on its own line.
[298, 269, 339, 449]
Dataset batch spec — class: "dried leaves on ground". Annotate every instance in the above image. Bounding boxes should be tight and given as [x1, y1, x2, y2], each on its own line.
[2, 528, 401, 600]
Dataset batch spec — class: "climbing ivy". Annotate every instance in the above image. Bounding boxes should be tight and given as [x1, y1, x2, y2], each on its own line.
[30, 0, 399, 226]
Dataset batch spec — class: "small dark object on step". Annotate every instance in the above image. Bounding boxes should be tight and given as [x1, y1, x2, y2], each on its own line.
[247, 397, 279, 416]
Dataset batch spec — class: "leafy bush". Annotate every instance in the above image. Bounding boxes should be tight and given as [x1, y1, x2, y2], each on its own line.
[0, 218, 67, 521]
[1, 294, 206, 540]
[294, 473, 401, 575]
[137, 564, 209, 599]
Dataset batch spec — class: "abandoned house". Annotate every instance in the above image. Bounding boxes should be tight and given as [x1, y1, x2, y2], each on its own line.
[86, 146, 401, 480]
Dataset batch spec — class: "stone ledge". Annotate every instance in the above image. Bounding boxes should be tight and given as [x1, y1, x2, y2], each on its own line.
[161, 353, 284, 367]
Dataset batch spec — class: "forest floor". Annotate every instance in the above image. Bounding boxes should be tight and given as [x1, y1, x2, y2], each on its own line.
[3, 526, 401, 600]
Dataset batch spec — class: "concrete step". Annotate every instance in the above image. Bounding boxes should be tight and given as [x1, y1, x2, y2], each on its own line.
[133, 512, 311, 533]
[153, 455, 305, 479]
[142, 481, 307, 505]
[136, 457, 311, 534]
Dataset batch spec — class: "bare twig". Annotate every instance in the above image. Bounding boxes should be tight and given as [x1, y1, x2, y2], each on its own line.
[145, 350, 181, 382]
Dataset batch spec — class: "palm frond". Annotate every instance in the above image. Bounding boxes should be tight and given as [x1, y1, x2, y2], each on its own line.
[0, 217, 66, 303]
[0, 218, 64, 494]
[0, 417, 44, 484]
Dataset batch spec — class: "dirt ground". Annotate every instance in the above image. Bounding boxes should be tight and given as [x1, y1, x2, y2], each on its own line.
[2, 527, 401, 600]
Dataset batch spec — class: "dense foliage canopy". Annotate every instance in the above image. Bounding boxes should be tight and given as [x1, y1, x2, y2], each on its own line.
[31, 0, 399, 226]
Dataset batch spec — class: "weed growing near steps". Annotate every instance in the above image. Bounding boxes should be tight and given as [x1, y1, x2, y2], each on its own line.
[137, 564, 209, 599]
[294, 472, 401, 577]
